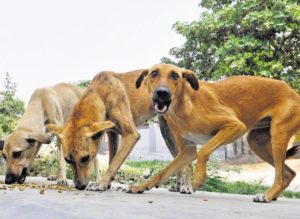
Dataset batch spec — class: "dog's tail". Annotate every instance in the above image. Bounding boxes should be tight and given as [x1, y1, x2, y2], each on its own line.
[286, 144, 300, 159]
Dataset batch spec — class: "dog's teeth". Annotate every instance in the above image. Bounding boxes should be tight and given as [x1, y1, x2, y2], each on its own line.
[154, 104, 167, 113]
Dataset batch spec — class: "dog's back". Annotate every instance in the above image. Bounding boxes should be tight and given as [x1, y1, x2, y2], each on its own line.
[18, 83, 84, 128]
[202, 76, 300, 127]
[92, 70, 154, 126]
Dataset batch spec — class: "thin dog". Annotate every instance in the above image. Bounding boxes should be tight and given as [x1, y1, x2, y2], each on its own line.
[128, 63, 300, 203]
[0, 83, 85, 185]
[46, 70, 191, 192]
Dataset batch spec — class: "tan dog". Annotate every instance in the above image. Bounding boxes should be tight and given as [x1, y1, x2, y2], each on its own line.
[128, 63, 300, 203]
[0, 83, 84, 185]
[46, 70, 188, 192]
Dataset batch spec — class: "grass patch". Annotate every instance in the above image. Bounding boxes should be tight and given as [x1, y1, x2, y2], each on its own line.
[204, 175, 300, 199]
[124, 160, 169, 170]
[124, 160, 300, 199]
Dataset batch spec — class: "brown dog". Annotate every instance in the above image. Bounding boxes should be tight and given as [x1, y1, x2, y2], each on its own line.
[128, 63, 300, 203]
[0, 83, 83, 185]
[46, 70, 190, 192]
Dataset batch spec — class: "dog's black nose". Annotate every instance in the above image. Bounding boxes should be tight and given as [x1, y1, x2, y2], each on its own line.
[5, 173, 17, 184]
[75, 183, 87, 190]
[154, 87, 170, 101]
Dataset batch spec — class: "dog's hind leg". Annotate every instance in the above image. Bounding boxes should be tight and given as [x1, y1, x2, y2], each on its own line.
[107, 131, 119, 183]
[248, 128, 296, 202]
[179, 164, 193, 194]
[107, 131, 119, 164]
[158, 116, 178, 157]
[252, 111, 298, 203]
[158, 116, 192, 194]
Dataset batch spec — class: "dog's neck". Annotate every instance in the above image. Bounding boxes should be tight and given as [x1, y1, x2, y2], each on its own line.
[72, 89, 106, 125]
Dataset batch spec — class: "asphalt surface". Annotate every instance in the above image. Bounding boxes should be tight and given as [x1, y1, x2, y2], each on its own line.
[0, 176, 300, 219]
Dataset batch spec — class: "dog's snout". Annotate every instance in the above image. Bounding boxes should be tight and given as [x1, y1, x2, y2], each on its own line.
[5, 173, 17, 184]
[75, 183, 87, 190]
[154, 87, 170, 100]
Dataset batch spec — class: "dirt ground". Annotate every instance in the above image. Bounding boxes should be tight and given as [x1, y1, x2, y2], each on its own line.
[221, 156, 300, 191]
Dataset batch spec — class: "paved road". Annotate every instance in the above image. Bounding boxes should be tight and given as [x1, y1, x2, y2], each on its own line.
[0, 176, 299, 219]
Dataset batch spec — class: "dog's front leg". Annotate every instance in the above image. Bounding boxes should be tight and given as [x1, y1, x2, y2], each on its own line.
[126, 145, 196, 194]
[159, 116, 192, 194]
[126, 128, 196, 194]
[193, 120, 247, 191]
[57, 141, 68, 186]
[93, 155, 101, 183]
[87, 130, 140, 191]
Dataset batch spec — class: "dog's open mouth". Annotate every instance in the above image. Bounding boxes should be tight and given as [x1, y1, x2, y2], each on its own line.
[153, 101, 170, 114]
[18, 168, 27, 184]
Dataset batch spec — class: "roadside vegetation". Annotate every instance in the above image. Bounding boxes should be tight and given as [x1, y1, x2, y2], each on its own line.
[162, 0, 300, 93]
[124, 160, 300, 199]
[2, 156, 297, 199]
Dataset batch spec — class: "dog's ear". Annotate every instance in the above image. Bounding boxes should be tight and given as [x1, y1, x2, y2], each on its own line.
[0, 140, 4, 151]
[27, 132, 51, 144]
[85, 121, 115, 140]
[136, 69, 149, 88]
[46, 124, 64, 136]
[182, 70, 199, 91]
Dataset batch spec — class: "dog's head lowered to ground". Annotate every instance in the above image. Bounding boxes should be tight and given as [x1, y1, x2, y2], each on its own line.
[46, 120, 115, 190]
[0, 130, 51, 184]
[136, 63, 199, 114]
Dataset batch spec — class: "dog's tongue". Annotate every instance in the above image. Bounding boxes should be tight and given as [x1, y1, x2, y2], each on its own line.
[154, 103, 167, 114]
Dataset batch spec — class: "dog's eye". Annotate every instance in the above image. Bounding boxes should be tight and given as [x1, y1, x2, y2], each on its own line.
[91, 132, 102, 141]
[150, 71, 159, 79]
[26, 138, 36, 145]
[170, 71, 179, 80]
[65, 157, 74, 165]
[80, 155, 90, 163]
[12, 151, 22, 159]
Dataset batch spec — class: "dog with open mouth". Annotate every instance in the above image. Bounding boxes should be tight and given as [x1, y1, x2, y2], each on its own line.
[46, 70, 192, 193]
[127, 63, 300, 203]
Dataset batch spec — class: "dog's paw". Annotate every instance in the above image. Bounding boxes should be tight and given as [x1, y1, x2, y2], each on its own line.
[86, 182, 111, 191]
[47, 175, 57, 181]
[125, 185, 145, 194]
[57, 179, 68, 186]
[168, 185, 180, 193]
[192, 174, 206, 192]
[253, 193, 271, 203]
[180, 185, 192, 194]
[192, 181, 205, 192]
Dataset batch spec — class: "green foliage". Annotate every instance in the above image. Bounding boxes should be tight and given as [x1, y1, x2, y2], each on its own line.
[125, 160, 300, 199]
[0, 73, 25, 138]
[162, 0, 300, 92]
[74, 80, 91, 88]
[125, 160, 169, 169]
[30, 156, 58, 177]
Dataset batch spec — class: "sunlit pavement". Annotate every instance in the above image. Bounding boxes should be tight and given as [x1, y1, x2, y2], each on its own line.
[0, 176, 299, 219]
